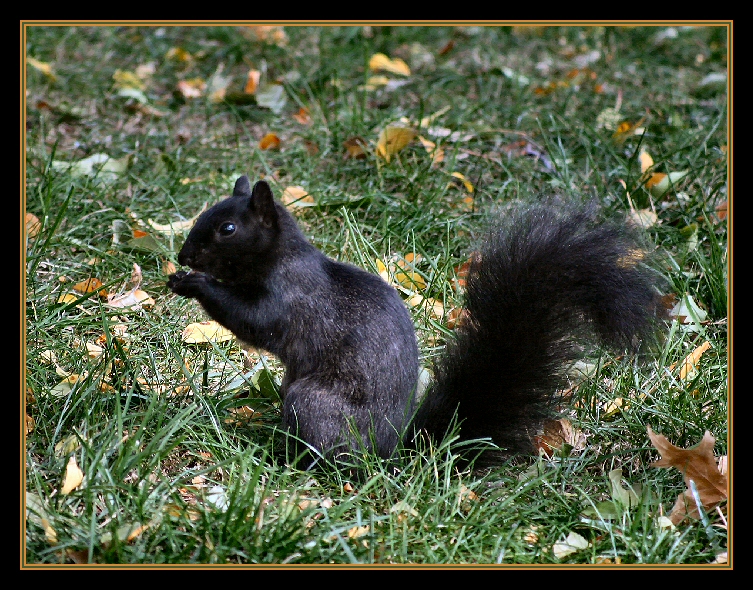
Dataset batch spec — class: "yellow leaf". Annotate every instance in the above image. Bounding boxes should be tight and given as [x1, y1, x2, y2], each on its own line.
[60, 456, 84, 495]
[361, 75, 390, 90]
[678, 340, 711, 380]
[143, 203, 208, 235]
[27, 56, 56, 81]
[449, 171, 474, 193]
[181, 320, 235, 344]
[368, 53, 411, 76]
[112, 69, 146, 91]
[418, 136, 444, 166]
[281, 186, 315, 207]
[57, 293, 79, 305]
[165, 47, 192, 62]
[376, 125, 416, 161]
[42, 518, 58, 544]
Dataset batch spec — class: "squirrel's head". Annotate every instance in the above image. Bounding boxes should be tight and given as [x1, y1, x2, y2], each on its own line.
[177, 176, 281, 284]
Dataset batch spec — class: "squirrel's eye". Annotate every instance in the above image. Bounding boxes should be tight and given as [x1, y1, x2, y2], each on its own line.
[219, 222, 236, 236]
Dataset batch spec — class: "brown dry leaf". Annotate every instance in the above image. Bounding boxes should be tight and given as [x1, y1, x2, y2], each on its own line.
[678, 340, 712, 380]
[259, 132, 281, 150]
[181, 320, 235, 344]
[376, 125, 416, 161]
[533, 418, 586, 455]
[73, 278, 108, 298]
[368, 53, 410, 76]
[715, 200, 727, 221]
[343, 136, 368, 160]
[60, 456, 84, 495]
[647, 426, 727, 525]
[281, 186, 315, 207]
[26, 212, 41, 238]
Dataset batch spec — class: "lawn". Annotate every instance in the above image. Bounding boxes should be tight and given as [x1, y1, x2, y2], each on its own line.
[23, 23, 729, 567]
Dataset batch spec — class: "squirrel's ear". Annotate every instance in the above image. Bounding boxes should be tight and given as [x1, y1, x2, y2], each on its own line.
[232, 175, 252, 197]
[250, 180, 278, 228]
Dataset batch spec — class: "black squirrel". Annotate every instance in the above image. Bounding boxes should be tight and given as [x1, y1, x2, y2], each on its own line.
[168, 176, 662, 465]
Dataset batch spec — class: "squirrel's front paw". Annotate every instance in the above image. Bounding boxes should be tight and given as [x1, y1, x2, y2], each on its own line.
[168, 270, 209, 298]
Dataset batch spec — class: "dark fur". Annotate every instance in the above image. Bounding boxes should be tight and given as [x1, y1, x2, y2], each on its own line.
[168, 176, 662, 464]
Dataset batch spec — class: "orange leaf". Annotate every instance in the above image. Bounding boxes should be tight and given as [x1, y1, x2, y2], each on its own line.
[259, 133, 281, 150]
[292, 107, 311, 125]
[73, 278, 108, 298]
[245, 69, 260, 94]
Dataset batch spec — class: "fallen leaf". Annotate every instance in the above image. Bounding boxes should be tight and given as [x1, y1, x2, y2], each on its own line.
[368, 53, 411, 76]
[292, 107, 311, 125]
[344, 137, 368, 159]
[646, 171, 689, 197]
[245, 69, 261, 94]
[553, 531, 589, 558]
[639, 150, 654, 174]
[73, 278, 108, 298]
[26, 212, 41, 238]
[376, 125, 416, 161]
[106, 288, 155, 309]
[259, 132, 281, 150]
[281, 186, 315, 207]
[347, 525, 370, 539]
[181, 320, 235, 343]
[177, 78, 206, 99]
[448, 171, 474, 193]
[27, 56, 56, 81]
[647, 427, 727, 525]
[144, 203, 208, 235]
[677, 340, 712, 380]
[60, 456, 84, 495]
[627, 209, 659, 228]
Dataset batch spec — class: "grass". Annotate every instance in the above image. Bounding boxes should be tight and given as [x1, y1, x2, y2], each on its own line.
[23, 23, 729, 567]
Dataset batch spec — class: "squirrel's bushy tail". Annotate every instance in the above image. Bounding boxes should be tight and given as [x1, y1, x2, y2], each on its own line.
[414, 202, 663, 458]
